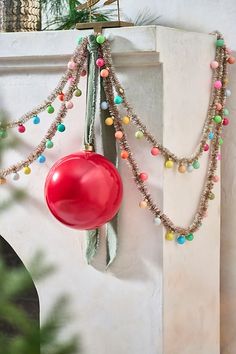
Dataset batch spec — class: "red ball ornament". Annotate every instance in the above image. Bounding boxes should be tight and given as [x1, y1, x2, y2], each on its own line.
[45, 151, 123, 230]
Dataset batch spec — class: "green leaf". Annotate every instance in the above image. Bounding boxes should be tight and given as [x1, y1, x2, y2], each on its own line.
[85, 229, 100, 264]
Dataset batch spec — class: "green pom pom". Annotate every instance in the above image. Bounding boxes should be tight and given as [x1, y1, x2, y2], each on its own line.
[223, 108, 229, 116]
[186, 233, 194, 241]
[77, 36, 83, 45]
[57, 123, 65, 132]
[74, 89, 82, 97]
[114, 95, 123, 104]
[192, 160, 200, 169]
[135, 131, 144, 139]
[213, 115, 222, 124]
[46, 140, 54, 149]
[216, 39, 224, 47]
[219, 137, 223, 145]
[209, 192, 215, 200]
[0, 130, 8, 139]
[96, 35, 106, 44]
[47, 105, 55, 114]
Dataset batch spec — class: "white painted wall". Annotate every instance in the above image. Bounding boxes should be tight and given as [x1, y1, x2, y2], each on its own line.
[121, 0, 236, 49]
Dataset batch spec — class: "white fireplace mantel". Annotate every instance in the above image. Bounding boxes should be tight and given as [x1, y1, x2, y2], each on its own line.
[0, 26, 220, 354]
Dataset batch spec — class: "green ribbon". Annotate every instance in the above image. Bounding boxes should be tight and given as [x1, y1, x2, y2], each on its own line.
[85, 35, 118, 267]
[84, 35, 99, 148]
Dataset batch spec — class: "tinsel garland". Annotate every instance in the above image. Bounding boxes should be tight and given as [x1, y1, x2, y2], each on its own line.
[0, 32, 232, 243]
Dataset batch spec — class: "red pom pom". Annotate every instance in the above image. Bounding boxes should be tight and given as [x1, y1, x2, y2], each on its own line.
[58, 93, 65, 101]
[18, 124, 26, 133]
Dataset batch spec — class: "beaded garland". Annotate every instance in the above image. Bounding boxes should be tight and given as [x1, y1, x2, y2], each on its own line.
[0, 32, 234, 244]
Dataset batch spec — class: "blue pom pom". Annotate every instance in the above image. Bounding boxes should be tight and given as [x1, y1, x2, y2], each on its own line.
[33, 116, 40, 124]
[209, 132, 214, 140]
[38, 155, 46, 163]
[101, 101, 109, 110]
[177, 235, 186, 245]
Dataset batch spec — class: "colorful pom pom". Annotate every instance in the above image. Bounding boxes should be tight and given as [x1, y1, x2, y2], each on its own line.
[114, 96, 123, 104]
[96, 35, 106, 44]
[213, 115, 222, 123]
[166, 231, 174, 241]
[33, 116, 40, 124]
[135, 131, 144, 139]
[38, 155, 46, 163]
[101, 101, 109, 110]
[47, 105, 55, 114]
[57, 123, 66, 132]
[105, 117, 114, 126]
[151, 147, 159, 156]
[46, 140, 54, 149]
[165, 160, 174, 169]
[115, 131, 123, 140]
[23, 166, 31, 175]
[66, 101, 74, 109]
[192, 160, 200, 169]
[139, 172, 148, 181]
[216, 39, 224, 47]
[122, 116, 130, 125]
[74, 89, 82, 97]
[96, 58, 105, 67]
[186, 233, 194, 241]
[177, 235, 186, 245]
[100, 69, 109, 78]
[121, 150, 129, 159]
[18, 124, 26, 133]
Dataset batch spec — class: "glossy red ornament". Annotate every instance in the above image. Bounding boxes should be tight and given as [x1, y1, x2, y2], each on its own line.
[45, 151, 123, 230]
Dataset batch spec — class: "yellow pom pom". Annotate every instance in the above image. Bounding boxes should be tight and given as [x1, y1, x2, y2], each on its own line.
[166, 231, 174, 241]
[23, 166, 31, 175]
[122, 116, 130, 125]
[165, 159, 174, 169]
[105, 117, 114, 126]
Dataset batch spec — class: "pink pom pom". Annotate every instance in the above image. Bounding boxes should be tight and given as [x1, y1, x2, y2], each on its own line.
[204, 144, 209, 152]
[100, 69, 109, 78]
[67, 61, 77, 70]
[115, 131, 123, 140]
[151, 147, 160, 156]
[139, 172, 148, 181]
[96, 58, 105, 68]
[66, 101, 74, 109]
[214, 80, 222, 89]
[210, 61, 219, 69]
[68, 77, 75, 84]
[216, 102, 222, 111]
[212, 175, 220, 183]
[217, 153, 222, 161]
